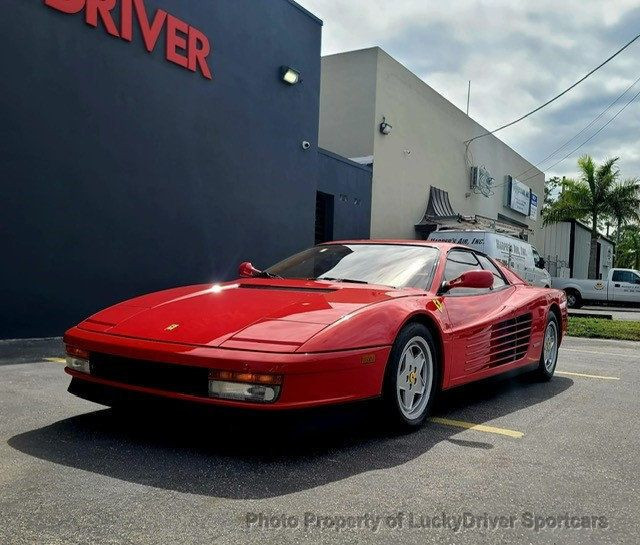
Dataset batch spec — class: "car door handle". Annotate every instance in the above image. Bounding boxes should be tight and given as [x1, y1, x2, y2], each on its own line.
[614, 284, 621, 287]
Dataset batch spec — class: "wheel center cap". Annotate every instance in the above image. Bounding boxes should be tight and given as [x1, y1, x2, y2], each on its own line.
[408, 370, 417, 385]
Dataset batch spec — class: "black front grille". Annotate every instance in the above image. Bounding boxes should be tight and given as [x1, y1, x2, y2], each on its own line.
[89, 353, 209, 396]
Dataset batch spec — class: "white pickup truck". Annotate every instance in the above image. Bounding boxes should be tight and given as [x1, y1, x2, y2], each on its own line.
[552, 268, 640, 308]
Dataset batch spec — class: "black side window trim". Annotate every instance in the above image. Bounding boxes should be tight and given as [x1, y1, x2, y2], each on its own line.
[440, 248, 512, 297]
[442, 284, 512, 297]
[476, 252, 510, 286]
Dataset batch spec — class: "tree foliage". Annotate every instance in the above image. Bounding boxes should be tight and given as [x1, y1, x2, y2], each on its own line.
[607, 178, 640, 264]
[616, 224, 640, 270]
[543, 156, 624, 278]
[543, 156, 620, 228]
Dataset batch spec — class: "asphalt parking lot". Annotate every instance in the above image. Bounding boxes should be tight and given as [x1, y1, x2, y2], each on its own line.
[0, 336, 638, 544]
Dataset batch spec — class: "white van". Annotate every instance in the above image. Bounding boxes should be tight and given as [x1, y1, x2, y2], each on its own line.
[427, 229, 551, 288]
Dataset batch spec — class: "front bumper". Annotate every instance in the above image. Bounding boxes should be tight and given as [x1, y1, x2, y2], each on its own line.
[64, 327, 391, 410]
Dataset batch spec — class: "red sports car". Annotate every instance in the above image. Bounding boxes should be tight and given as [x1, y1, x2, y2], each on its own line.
[64, 241, 567, 427]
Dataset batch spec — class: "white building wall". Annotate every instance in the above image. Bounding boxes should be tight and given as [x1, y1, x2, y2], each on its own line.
[319, 48, 546, 248]
[573, 223, 592, 280]
[540, 220, 616, 280]
[541, 222, 571, 277]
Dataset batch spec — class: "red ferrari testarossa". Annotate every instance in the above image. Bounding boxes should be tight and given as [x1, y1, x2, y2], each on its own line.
[64, 241, 567, 427]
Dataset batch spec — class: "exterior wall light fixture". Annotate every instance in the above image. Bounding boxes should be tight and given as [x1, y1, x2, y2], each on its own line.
[379, 116, 393, 135]
[280, 66, 301, 85]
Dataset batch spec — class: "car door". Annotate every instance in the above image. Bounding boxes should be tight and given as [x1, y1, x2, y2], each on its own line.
[611, 270, 640, 304]
[439, 249, 517, 383]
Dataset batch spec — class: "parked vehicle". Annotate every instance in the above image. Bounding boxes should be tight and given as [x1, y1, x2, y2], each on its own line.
[427, 230, 551, 288]
[552, 268, 640, 308]
[63, 241, 567, 428]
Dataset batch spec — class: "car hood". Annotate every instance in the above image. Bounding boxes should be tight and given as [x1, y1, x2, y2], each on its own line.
[79, 279, 404, 352]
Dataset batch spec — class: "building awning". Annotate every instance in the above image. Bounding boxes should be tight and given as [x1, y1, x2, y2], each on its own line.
[425, 186, 457, 218]
[414, 186, 533, 239]
[415, 186, 460, 234]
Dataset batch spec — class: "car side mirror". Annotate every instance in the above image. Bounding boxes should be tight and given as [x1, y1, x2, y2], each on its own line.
[441, 270, 494, 293]
[238, 261, 260, 278]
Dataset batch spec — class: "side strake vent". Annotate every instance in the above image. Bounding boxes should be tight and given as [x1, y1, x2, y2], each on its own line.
[488, 313, 532, 367]
[464, 313, 533, 373]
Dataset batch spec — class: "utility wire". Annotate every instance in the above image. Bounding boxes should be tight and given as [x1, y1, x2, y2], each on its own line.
[514, 74, 640, 180]
[464, 32, 640, 145]
[519, 86, 640, 183]
[487, 85, 640, 190]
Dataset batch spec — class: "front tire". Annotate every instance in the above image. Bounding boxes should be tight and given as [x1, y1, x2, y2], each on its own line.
[534, 312, 560, 381]
[382, 323, 439, 428]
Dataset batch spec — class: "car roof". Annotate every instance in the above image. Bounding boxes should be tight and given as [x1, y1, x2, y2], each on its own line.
[322, 239, 460, 250]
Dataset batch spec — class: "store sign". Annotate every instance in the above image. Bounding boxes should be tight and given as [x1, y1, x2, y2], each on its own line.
[529, 192, 539, 221]
[44, 0, 212, 80]
[508, 177, 531, 215]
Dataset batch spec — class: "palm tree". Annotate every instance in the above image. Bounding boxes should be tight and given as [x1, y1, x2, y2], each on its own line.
[544, 155, 620, 279]
[608, 178, 640, 264]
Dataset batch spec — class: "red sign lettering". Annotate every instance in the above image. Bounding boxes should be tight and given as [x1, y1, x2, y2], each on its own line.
[130, 0, 167, 52]
[85, 0, 120, 38]
[45, 0, 85, 14]
[44, 0, 213, 80]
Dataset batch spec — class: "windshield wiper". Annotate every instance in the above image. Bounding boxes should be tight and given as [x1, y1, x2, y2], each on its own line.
[316, 277, 369, 284]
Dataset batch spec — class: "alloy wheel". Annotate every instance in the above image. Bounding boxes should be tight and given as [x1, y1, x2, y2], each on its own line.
[543, 320, 558, 372]
[396, 336, 434, 420]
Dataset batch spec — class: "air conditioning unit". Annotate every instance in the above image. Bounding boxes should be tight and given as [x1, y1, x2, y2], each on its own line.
[470, 166, 494, 196]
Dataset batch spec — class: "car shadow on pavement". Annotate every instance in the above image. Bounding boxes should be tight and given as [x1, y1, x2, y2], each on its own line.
[8, 373, 573, 499]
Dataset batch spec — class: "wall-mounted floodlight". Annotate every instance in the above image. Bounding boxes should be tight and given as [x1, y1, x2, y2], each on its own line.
[280, 66, 301, 85]
[379, 116, 393, 135]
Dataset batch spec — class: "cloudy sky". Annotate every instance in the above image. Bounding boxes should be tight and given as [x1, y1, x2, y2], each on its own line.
[298, 0, 640, 181]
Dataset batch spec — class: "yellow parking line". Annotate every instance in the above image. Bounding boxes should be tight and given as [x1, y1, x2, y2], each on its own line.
[45, 357, 66, 364]
[556, 370, 619, 380]
[560, 348, 637, 360]
[430, 417, 524, 438]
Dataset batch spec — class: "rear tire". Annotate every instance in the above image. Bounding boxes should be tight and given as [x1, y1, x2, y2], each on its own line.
[382, 323, 439, 429]
[534, 312, 559, 381]
[564, 289, 582, 309]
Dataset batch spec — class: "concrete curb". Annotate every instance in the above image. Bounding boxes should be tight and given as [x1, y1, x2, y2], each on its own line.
[569, 312, 613, 320]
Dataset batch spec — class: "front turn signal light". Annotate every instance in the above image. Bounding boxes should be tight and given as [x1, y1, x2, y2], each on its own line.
[207, 369, 282, 403]
[65, 345, 90, 360]
[65, 345, 91, 373]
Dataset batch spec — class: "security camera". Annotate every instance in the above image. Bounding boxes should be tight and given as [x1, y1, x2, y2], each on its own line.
[301, 141, 311, 150]
[379, 116, 393, 135]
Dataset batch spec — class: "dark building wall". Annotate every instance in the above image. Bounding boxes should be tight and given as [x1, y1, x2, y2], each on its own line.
[1, 0, 323, 338]
[318, 149, 372, 241]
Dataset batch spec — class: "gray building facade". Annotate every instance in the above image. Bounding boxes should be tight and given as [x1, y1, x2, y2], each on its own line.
[319, 47, 545, 247]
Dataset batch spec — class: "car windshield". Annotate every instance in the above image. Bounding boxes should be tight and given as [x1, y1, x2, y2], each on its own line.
[266, 244, 440, 289]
